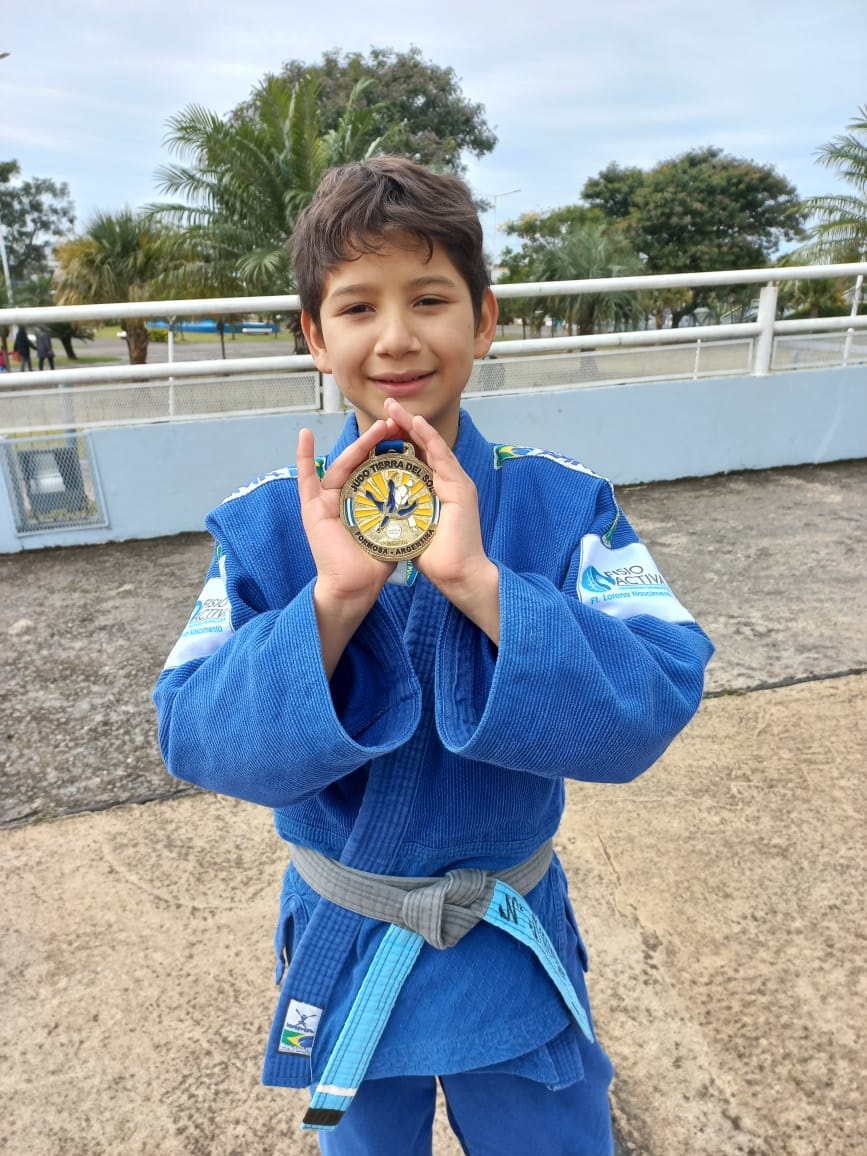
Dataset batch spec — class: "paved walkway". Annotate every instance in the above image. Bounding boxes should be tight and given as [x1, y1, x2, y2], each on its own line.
[2, 459, 865, 1154]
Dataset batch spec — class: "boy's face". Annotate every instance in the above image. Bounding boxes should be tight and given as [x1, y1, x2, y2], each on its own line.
[301, 236, 497, 445]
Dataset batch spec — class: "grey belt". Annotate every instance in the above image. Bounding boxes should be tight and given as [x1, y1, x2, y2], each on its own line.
[291, 839, 554, 950]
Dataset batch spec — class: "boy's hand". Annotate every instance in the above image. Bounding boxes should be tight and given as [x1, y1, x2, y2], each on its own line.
[297, 418, 399, 675]
[383, 398, 500, 645]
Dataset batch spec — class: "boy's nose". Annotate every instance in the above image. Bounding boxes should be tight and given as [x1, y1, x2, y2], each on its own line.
[374, 311, 422, 357]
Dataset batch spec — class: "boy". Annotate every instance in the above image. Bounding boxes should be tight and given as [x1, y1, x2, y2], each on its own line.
[154, 157, 714, 1155]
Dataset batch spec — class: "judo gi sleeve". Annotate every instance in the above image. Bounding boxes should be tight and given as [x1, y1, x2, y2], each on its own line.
[153, 537, 421, 807]
[434, 479, 714, 783]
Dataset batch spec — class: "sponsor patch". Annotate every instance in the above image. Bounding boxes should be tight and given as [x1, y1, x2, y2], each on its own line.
[163, 575, 234, 669]
[279, 999, 323, 1056]
[577, 535, 694, 623]
[494, 444, 600, 478]
[222, 458, 326, 504]
[223, 467, 294, 503]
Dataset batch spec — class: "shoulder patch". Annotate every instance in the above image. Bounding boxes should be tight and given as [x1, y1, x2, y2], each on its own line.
[222, 458, 326, 504]
[163, 573, 234, 669]
[577, 534, 694, 624]
[493, 444, 600, 479]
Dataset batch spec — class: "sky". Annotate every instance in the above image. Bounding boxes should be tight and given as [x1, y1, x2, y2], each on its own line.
[3, 0, 866, 262]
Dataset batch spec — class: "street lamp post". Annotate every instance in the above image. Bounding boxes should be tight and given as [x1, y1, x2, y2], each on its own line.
[0, 54, 14, 305]
[0, 217, 14, 307]
[484, 188, 521, 274]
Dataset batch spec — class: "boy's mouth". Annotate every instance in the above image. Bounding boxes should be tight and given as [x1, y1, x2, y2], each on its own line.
[371, 371, 434, 392]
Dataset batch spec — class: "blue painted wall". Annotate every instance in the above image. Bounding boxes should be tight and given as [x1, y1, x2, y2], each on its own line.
[2, 365, 865, 552]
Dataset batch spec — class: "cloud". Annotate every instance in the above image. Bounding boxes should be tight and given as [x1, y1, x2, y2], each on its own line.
[3, 0, 864, 234]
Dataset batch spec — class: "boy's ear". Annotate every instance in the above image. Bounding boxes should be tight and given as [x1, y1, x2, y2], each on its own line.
[473, 288, 499, 359]
[301, 310, 331, 373]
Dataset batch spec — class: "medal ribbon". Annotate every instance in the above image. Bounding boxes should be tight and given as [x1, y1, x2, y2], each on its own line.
[378, 441, 421, 587]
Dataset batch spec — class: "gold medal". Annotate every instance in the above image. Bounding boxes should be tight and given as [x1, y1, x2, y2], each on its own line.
[340, 442, 440, 560]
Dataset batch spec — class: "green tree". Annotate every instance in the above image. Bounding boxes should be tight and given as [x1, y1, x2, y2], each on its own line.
[493, 250, 548, 337]
[503, 204, 603, 244]
[53, 210, 170, 364]
[775, 252, 852, 318]
[0, 160, 75, 289]
[498, 208, 643, 335]
[45, 320, 95, 361]
[233, 46, 496, 175]
[152, 75, 382, 348]
[800, 105, 867, 261]
[536, 223, 643, 335]
[583, 148, 805, 325]
[499, 207, 599, 335]
[6, 271, 94, 359]
[580, 164, 644, 222]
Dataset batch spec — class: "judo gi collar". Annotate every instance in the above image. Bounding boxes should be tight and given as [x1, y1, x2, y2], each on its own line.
[327, 409, 491, 469]
[265, 409, 504, 1072]
[327, 408, 499, 576]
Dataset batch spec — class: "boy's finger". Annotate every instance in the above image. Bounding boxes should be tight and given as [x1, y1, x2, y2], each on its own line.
[324, 418, 399, 486]
[404, 412, 458, 473]
[296, 428, 320, 502]
[382, 397, 418, 436]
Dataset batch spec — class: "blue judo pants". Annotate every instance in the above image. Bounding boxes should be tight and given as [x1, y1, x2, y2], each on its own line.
[317, 1045, 614, 1155]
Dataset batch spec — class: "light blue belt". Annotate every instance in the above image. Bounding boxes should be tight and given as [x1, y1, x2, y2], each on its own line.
[290, 842, 594, 1132]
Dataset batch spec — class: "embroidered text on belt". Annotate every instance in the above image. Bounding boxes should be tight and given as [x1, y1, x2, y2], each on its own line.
[291, 840, 594, 1131]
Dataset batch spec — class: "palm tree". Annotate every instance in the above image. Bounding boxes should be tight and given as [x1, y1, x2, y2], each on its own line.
[150, 75, 382, 347]
[53, 210, 169, 364]
[801, 106, 867, 261]
[533, 222, 644, 335]
[775, 251, 851, 318]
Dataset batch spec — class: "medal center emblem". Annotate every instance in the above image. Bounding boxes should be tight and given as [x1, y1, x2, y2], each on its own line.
[340, 443, 440, 560]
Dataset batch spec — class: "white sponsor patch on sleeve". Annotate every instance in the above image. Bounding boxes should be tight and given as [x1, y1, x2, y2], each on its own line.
[577, 534, 694, 624]
[222, 467, 295, 503]
[163, 575, 235, 669]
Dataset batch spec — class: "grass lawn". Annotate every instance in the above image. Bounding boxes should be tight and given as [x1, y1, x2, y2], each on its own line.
[94, 326, 292, 344]
[61, 354, 124, 365]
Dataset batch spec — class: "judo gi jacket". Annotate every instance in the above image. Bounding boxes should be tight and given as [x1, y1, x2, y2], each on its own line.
[154, 409, 714, 1091]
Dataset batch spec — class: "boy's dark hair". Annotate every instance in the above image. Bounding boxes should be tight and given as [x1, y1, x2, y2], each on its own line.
[291, 156, 489, 327]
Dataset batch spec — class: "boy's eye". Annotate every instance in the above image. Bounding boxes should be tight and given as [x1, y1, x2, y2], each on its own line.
[416, 296, 447, 307]
[341, 303, 373, 315]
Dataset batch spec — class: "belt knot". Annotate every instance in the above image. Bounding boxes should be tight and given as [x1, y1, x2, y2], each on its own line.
[400, 867, 493, 950]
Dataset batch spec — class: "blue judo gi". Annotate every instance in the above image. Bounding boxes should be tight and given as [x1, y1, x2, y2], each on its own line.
[154, 410, 714, 1152]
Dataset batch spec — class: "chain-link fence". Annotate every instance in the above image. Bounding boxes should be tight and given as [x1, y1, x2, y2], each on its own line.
[0, 433, 107, 532]
[464, 339, 754, 394]
[772, 331, 867, 371]
[0, 370, 320, 435]
[1, 333, 863, 437]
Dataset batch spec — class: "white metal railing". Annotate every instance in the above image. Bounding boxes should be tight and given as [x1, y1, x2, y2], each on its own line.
[1, 372, 321, 435]
[1, 263, 865, 434]
[0, 293, 303, 326]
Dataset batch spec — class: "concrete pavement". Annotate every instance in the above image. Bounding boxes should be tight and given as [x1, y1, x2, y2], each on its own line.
[2, 458, 865, 1154]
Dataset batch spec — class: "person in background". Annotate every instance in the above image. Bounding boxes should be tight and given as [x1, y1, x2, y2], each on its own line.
[13, 325, 35, 371]
[36, 328, 55, 371]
